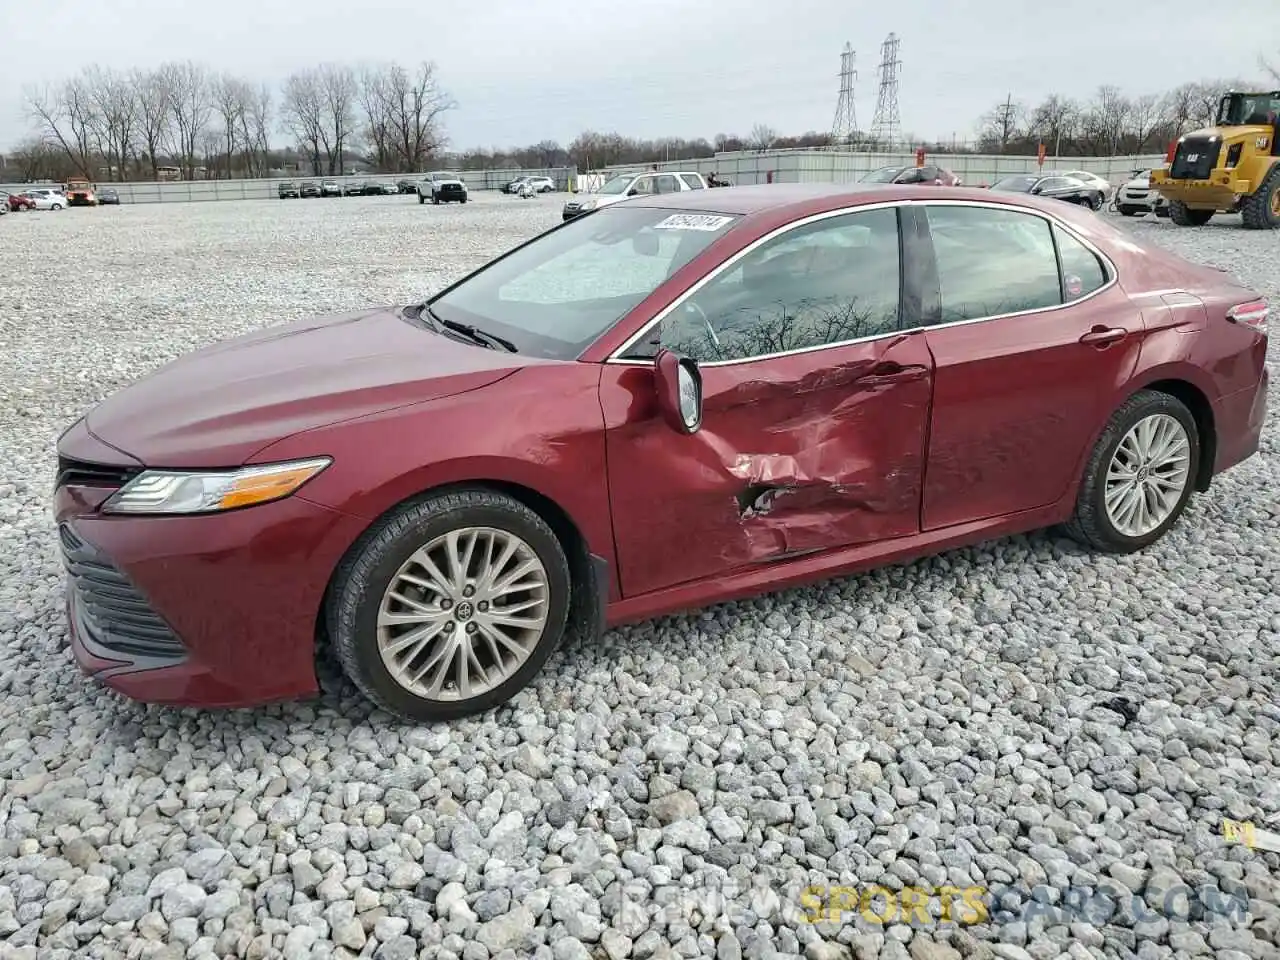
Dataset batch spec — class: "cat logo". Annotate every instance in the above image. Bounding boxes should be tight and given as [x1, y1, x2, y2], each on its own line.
[1257, 136, 1270, 150]
[1187, 153, 1200, 162]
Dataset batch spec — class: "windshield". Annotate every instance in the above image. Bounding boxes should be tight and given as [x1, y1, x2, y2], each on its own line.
[598, 176, 635, 195]
[992, 176, 1038, 193]
[861, 166, 904, 183]
[1217, 93, 1280, 126]
[432, 171, 461, 180]
[429, 205, 740, 360]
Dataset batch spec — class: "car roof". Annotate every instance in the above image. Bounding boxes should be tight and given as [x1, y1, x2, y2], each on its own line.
[619, 182, 1010, 215]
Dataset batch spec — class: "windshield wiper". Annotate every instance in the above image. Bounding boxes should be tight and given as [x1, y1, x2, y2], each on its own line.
[417, 304, 518, 353]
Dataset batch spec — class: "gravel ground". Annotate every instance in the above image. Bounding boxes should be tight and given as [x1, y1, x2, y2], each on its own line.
[0, 193, 1278, 960]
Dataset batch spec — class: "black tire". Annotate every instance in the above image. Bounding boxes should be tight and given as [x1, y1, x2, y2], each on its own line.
[1240, 162, 1280, 230]
[418, 194, 425, 204]
[327, 488, 572, 722]
[1168, 200, 1214, 226]
[432, 195, 440, 205]
[1062, 389, 1200, 554]
[1089, 193, 1102, 210]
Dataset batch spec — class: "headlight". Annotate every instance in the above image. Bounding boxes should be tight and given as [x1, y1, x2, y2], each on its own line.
[103, 457, 332, 515]
[579, 199, 597, 210]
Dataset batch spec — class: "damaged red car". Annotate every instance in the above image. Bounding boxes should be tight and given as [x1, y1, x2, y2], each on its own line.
[55, 183, 1269, 721]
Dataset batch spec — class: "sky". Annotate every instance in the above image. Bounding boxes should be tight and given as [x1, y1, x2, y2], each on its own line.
[1, 0, 1278, 153]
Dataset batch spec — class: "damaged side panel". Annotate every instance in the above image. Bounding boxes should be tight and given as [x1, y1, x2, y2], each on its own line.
[600, 333, 935, 598]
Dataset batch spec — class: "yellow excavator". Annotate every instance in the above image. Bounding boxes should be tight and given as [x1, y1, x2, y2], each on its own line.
[1149, 89, 1280, 229]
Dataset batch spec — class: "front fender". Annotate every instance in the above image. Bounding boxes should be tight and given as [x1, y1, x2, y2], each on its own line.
[248, 364, 618, 592]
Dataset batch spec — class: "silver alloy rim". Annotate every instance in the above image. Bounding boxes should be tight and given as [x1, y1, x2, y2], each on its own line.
[1104, 413, 1191, 538]
[376, 527, 550, 702]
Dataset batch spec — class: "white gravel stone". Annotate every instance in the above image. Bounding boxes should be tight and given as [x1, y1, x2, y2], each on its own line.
[0, 195, 1278, 959]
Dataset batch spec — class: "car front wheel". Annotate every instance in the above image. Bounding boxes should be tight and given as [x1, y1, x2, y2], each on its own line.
[1063, 389, 1199, 553]
[328, 489, 572, 721]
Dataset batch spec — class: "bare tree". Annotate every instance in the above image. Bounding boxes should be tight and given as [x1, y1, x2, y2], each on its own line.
[161, 61, 214, 179]
[1159, 83, 1199, 140]
[382, 61, 455, 172]
[280, 69, 325, 175]
[1027, 94, 1078, 156]
[317, 63, 358, 174]
[132, 68, 172, 179]
[1262, 52, 1279, 85]
[1080, 85, 1131, 154]
[23, 78, 97, 178]
[9, 136, 72, 180]
[979, 94, 1025, 152]
[358, 65, 395, 171]
[749, 124, 777, 151]
[212, 74, 250, 178]
[239, 84, 273, 177]
[1125, 93, 1163, 152]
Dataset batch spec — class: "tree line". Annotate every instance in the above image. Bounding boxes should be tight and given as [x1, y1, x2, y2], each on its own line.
[15, 60, 453, 182]
[9, 56, 1279, 183]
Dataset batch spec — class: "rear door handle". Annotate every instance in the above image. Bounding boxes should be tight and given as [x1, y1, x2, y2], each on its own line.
[1079, 326, 1128, 346]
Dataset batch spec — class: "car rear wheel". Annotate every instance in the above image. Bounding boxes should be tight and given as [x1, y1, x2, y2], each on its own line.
[328, 489, 572, 722]
[1063, 389, 1199, 553]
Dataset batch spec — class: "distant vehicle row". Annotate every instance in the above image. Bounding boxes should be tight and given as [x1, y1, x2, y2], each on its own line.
[1, 186, 119, 211]
[278, 180, 398, 198]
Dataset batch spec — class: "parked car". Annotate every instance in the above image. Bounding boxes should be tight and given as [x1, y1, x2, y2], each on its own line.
[344, 181, 365, 197]
[300, 182, 321, 198]
[522, 176, 555, 193]
[396, 179, 418, 195]
[320, 180, 342, 197]
[1051, 170, 1114, 202]
[98, 188, 120, 205]
[562, 170, 707, 220]
[1115, 170, 1171, 218]
[861, 164, 961, 186]
[362, 181, 397, 196]
[1, 190, 35, 212]
[25, 188, 67, 210]
[990, 174, 1104, 209]
[418, 171, 468, 204]
[278, 182, 300, 199]
[503, 177, 529, 195]
[52, 183, 1270, 721]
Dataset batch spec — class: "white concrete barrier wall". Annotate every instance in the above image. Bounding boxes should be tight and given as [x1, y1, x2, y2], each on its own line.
[599, 150, 1169, 187]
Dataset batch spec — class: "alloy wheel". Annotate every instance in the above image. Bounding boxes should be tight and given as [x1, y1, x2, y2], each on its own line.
[376, 526, 550, 702]
[1104, 413, 1191, 538]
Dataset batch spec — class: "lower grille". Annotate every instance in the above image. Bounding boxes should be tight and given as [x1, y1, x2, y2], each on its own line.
[60, 524, 185, 660]
[1170, 138, 1221, 180]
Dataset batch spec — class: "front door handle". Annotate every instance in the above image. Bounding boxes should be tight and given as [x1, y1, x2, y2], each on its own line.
[1079, 325, 1128, 346]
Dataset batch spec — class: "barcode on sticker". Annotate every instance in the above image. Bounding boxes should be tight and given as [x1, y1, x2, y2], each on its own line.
[654, 214, 734, 231]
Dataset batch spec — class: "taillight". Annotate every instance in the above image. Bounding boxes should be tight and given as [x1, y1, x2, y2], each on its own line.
[1165, 139, 1178, 164]
[1226, 298, 1269, 334]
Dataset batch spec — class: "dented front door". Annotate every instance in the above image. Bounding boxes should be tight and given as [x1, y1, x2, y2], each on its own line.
[599, 332, 935, 598]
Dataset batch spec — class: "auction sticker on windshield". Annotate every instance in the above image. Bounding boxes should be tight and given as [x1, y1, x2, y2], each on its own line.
[654, 214, 735, 231]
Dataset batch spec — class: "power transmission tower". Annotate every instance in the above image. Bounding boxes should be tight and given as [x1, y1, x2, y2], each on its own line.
[870, 32, 902, 151]
[830, 43, 858, 148]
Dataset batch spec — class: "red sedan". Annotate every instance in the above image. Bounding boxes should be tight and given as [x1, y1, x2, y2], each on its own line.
[2, 191, 35, 211]
[55, 184, 1269, 721]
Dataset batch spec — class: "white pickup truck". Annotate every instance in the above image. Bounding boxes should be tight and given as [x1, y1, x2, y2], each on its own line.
[562, 170, 708, 221]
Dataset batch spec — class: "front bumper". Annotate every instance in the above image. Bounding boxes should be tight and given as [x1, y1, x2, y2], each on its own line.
[55, 421, 368, 708]
[1148, 170, 1249, 209]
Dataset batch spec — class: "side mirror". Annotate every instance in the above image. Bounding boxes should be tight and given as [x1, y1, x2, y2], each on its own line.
[627, 187, 640, 196]
[653, 349, 703, 434]
[1030, 185, 1043, 195]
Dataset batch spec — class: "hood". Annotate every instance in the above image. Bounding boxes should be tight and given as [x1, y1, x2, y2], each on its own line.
[568, 193, 626, 209]
[434, 178, 466, 187]
[85, 306, 527, 468]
